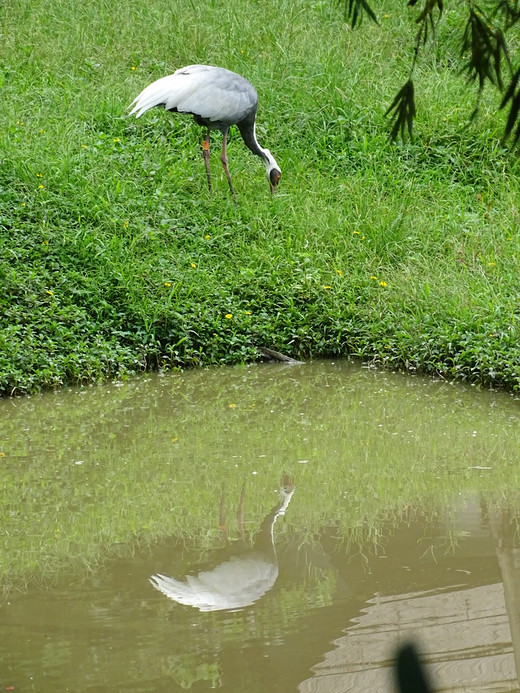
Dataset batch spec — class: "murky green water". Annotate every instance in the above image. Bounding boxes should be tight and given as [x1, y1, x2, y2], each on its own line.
[2, 360, 520, 692]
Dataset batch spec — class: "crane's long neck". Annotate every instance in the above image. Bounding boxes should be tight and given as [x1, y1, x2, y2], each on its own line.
[238, 120, 278, 172]
[252, 486, 294, 557]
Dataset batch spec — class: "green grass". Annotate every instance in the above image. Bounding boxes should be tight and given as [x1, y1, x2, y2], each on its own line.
[1, 0, 520, 394]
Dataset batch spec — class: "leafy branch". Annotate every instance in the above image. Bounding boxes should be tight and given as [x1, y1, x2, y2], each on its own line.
[335, 0, 520, 144]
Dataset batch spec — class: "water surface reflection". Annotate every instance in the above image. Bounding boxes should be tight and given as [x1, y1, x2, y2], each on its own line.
[1, 361, 520, 692]
[299, 498, 520, 693]
[150, 475, 294, 611]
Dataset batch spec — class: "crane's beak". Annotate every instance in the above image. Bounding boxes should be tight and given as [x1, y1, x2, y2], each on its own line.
[269, 169, 281, 194]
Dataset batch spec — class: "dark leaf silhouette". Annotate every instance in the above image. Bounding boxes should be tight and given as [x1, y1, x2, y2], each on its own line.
[500, 66, 520, 143]
[461, 8, 504, 90]
[494, 0, 520, 29]
[385, 80, 416, 141]
[336, 0, 378, 27]
[415, 0, 444, 47]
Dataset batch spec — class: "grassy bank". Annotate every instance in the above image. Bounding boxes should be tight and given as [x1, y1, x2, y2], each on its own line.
[1, 0, 520, 394]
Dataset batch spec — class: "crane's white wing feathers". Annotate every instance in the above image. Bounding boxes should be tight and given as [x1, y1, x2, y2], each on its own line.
[129, 65, 258, 125]
[150, 554, 278, 612]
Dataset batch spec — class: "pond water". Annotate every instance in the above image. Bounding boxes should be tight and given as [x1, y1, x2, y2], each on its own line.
[2, 360, 520, 692]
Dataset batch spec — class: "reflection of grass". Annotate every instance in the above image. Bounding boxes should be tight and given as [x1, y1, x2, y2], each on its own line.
[1, 363, 520, 592]
[162, 655, 222, 689]
[2, 0, 520, 393]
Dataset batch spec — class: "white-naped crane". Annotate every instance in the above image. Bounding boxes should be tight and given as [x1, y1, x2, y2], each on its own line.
[129, 64, 282, 202]
[149, 476, 294, 612]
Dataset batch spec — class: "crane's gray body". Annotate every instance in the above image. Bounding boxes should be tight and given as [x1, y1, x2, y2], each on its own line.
[129, 64, 258, 132]
[129, 64, 281, 197]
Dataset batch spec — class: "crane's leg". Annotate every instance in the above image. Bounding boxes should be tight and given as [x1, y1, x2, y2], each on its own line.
[220, 482, 228, 543]
[202, 129, 212, 192]
[220, 132, 237, 204]
[236, 480, 247, 542]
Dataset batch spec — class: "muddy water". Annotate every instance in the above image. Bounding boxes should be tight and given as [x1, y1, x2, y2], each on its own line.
[1, 360, 520, 692]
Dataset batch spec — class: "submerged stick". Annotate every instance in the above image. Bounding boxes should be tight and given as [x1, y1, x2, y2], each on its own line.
[258, 347, 304, 365]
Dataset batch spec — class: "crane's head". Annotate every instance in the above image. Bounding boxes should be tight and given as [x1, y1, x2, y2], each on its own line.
[263, 149, 281, 194]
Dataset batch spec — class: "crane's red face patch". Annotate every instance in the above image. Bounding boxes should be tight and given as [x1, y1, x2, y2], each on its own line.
[269, 169, 282, 193]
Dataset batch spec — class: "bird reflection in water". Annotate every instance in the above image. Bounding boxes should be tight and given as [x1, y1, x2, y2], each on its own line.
[150, 475, 295, 612]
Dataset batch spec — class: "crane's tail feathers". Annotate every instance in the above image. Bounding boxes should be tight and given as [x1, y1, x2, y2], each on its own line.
[128, 74, 184, 118]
